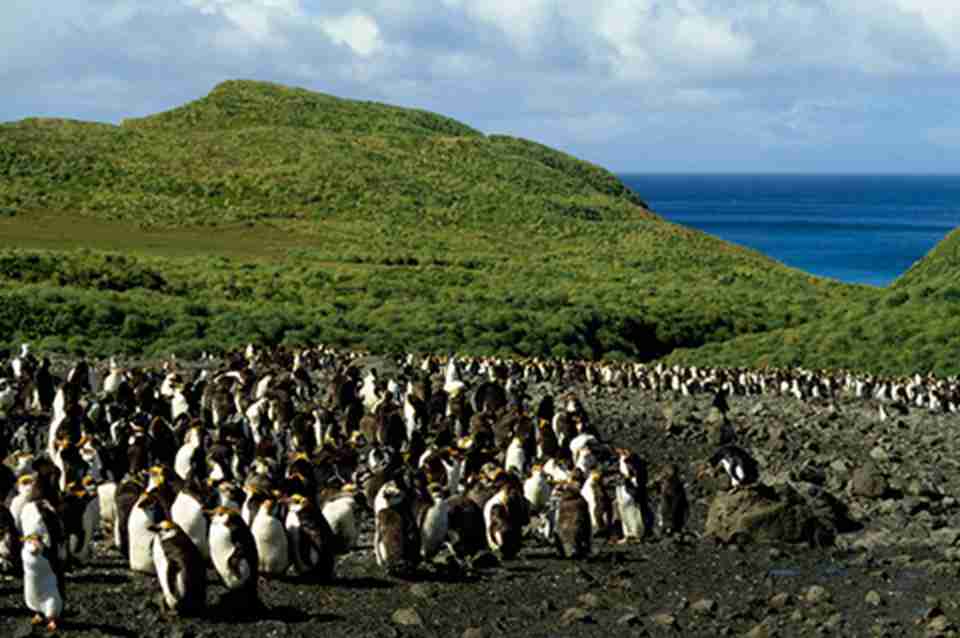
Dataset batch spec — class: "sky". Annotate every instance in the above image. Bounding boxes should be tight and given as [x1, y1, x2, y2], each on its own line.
[3, 1, 960, 174]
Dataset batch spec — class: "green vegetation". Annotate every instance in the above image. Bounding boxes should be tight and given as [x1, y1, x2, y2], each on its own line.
[0, 79, 956, 374]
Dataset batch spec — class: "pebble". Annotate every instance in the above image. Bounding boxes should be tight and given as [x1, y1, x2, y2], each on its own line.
[578, 592, 602, 609]
[692, 598, 718, 615]
[804, 585, 831, 605]
[651, 612, 676, 627]
[462, 628, 485, 638]
[865, 590, 883, 606]
[560, 607, 594, 625]
[769, 593, 792, 610]
[392, 607, 424, 626]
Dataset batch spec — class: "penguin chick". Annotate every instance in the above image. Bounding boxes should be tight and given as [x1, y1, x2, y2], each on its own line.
[285, 494, 336, 581]
[209, 507, 260, 612]
[374, 481, 421, 577]
[151, 520, 206, 616]
[483, 474, 526, 560]
[709, 445, 759, 491]
[658, 464, 689, 536]
[553, 482, 591, 559]
[251, 498, 289, 577]
[22, 534, 65, 633]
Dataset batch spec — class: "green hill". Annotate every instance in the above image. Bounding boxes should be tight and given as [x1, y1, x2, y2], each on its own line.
[0, 79, 896, 363]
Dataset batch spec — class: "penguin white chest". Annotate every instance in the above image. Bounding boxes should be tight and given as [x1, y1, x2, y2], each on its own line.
[152, 540, 181, 609]
[127, 508, 157, 574]
[420, 502, 449, 559]
[22, 550, 62, 619]
[251, 512, 288, 575]
[616, 484, 645, 539]
[172, 494, 209, 561]
[209, 525, 249, 589]
[322, 499, 357, 550]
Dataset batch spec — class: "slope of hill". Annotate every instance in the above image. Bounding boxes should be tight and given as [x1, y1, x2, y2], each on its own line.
[0, 80, 878, 360]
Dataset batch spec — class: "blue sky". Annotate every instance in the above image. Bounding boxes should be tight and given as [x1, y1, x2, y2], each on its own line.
[3, 1, 959, 173]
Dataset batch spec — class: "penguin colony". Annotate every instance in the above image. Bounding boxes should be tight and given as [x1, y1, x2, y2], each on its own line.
[0, 342, 956, 630]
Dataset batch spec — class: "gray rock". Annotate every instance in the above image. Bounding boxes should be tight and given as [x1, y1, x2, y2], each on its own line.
[769, 592, 792, 610]
[578, 592, 602, 609]
[865, 590, 883, 606]
[850, 463, 889, 499]
[705, 482, 843, 545]
[392, 607, 424, 626]
[651, 612, 676, 627]
[462, 628, 485, 638]
[691, 598, 717, 615]
[617, 613, 642, 626]
[561, 607, 594, 625]
[804, 585, 831, 604]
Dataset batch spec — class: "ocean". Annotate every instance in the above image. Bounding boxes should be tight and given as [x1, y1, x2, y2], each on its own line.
[618, 174, 960, 287]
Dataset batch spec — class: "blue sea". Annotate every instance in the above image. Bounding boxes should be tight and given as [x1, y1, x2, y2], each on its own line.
[618, 174, 960, 287]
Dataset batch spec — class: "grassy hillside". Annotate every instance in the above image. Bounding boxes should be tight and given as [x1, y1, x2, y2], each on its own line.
[0, 79, 894, 362]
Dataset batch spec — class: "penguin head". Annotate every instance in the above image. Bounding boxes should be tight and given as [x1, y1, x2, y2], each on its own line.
[150, 519, 179, 540]
[21, 534, 45, 555]
[288, 493, 310, 513]
[16, 473, 37, 496]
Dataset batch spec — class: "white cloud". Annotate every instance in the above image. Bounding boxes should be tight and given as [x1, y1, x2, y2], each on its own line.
[318, 12, 383, 57]
[0, 1, 958, 171]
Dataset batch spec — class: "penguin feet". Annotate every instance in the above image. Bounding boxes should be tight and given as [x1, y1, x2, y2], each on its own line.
[32, 613, 45, 625]
[47, 618, 59, 633]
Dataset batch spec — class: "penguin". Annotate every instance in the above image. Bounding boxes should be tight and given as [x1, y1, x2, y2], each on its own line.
[552, 481, 592, 559]
[0, 503, 21, 574]
[321, 484, 364, 555]
[523, 463, 552, 515]
[174, 425, 206, 482]
[580, 469, 614, 537]
[419, 482, 450, 561]
[285, 493, 336, 580]
[444, 494, 486, 558]
[657, 464, 689, 536]
[250, 497, 289, 577]
[151, 520, 206, 616]
[113, 475, 145, 556]
[62, 479, 99, 565]
[128, 490, 166, 574]
[170, 481, 210, 562]
[374, 480, 421, 577]
[19, 499, 65, 564]
[615, 448, 653, 542]
[22, 533, 65, 633]
[504, 435, 526, 476]
[483, 473, 526, 560]
[709, 445, 759, 491]
[208, 507, 260, 611]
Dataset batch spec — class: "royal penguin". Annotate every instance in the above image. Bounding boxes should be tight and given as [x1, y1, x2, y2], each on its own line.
[285, 493, 336, 580]
[174, 425, 206, 482]
[552, 481, 592, 559]
[374, 480, 421, 577]
[170, 480, 210, 562]
[709, 444, 759, 491]
[523, 463, 553, 515]
[22, 534, 65, 633]
[0, 503, 21, 574]
[580, 469, 614, 537]
[615, 448, 653, 542]
[128, 490, 166, 574]
[504, 435, 527, 476]
[19, 499, 65, 564]
[113, 475, 145, 555]
[251, 497, 289, 576]
[483, 472, 527, 560]
[418, 482, 450, 560]
[321, 484, 364, 555]
[208, 507, 260, 611]
[62, 479, 99, 565]
[657, 464, 689, 536]
[151, 520, 206, 616]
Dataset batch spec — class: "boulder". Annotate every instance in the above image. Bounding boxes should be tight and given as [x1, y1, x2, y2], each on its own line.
[705, 482, 853, 545]
[850, 463, 889, 499]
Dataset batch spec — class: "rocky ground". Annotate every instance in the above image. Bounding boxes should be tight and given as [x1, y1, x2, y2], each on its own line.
[4, 377, 960, 637]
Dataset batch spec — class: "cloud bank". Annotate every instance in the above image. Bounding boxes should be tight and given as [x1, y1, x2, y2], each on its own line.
[2, 0, 958, 172]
